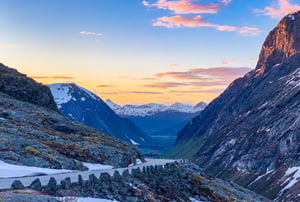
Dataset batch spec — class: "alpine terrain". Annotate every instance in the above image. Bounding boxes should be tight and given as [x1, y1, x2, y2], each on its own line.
[167, 11, 300, 201]
[49, 83, 153, 146]
[106, 99, 207, 136]
[0, 63, 271, 201]
[0, 63, 144, 169]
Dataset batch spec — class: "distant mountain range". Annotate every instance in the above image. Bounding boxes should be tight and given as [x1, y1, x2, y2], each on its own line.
[106, 100, 206, 117]
[106, 100, 207, 136]
[48, 83, 153, 146]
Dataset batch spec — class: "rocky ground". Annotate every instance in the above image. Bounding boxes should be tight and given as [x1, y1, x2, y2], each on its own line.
[0, 91, 144, 169]
[1, 162, 270, 202]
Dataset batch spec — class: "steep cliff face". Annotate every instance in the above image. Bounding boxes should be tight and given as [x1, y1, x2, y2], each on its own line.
[168, 11, 300, 200]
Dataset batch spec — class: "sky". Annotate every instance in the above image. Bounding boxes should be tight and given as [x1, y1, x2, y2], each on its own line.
[0, 0, 300, 105]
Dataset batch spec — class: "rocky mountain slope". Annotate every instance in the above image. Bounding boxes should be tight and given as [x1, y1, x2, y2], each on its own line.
[0, 63, 57, 111]
[0, 64, 144, 169]
[48, 83, 153, 146]
[167, 11, 300, 201]
[106, 100, 206, 136]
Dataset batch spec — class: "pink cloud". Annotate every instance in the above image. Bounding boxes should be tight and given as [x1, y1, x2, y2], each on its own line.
[169, 63, 179, 67]
[256, 0, 300, 19]
[221, 58, 239, 64]
[142, 0, 230, 14]
[239, 26, 263, 36]
[153, 15, 262, 35]
[155, 67, 252, 80]
[249, 57, 257, 61]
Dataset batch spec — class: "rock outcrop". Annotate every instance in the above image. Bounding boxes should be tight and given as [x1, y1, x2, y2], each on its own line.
[167, 11, 300, 201]
[0, 63, 144, 169]
[0, 63, 57, 111]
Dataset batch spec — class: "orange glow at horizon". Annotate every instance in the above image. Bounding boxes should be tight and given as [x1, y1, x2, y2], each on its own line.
[30, 65, 246, 106]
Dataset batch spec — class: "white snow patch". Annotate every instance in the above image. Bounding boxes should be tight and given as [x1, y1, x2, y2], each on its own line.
[83, 162, 113, 170]
[189, 197, 204, 202]
[140, 137, 145, 141]
[81, 97, 86, 101]
[0, 160, 116, 178]
[249, 169, 274, 186]
[288, 14, 295, 20]
[48, 83, 72, 105]
[0, 160, 73, 178]
[130, 139, 139, 145]
[77, 85, 98, 100]
[129, 159, 143, 167]
[0, 118, 6, 121]
[281, 167, 300, 193]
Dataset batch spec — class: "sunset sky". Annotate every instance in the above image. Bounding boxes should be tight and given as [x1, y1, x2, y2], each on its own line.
[1, 0, 299, 105]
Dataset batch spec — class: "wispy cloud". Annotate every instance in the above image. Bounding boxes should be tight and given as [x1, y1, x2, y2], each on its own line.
[249, 57, 257, 61]
[80, 31, 103, 36]
[97, 84, 115, 87]
[143, 0, 230, 14]
[97, 91, 163, 95]
[169, 63, 179, 67]
[155, 67, 252, 80]
[119, 75, 157, 81]
[221, 58, 239, 64]
[153, 16, 263, 35]
[169, 89, 225, 93]
[144, 82, 190, 89]
[30, 75, 75, 80]
[255, 0, 300, 19]
[127, 91, 163, 94]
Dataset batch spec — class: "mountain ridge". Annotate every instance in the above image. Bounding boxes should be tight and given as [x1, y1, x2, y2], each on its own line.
[106, 99, 207, 117]
[49, 83, 154, 146]
[167, 11, 300, 201]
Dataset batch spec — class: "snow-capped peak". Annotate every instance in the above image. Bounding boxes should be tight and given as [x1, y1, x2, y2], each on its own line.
[48, 83, 100, 108]
[105, 101, 207, 116]
[106, 99, 121, 111]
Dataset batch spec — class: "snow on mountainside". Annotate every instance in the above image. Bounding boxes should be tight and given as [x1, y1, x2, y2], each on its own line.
[48, 83, 153, 146]
[105, 100, 207, 116]
[50, 83, 99, 107]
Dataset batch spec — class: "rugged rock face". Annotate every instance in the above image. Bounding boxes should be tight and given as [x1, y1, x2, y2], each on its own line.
[0, 64, 144, 169]
[0, 63, 57, 111]
[48, 83, 153, 146]
[168, 11, 300, 200]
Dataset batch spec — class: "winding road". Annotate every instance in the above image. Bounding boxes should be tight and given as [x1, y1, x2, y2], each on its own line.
[0, 158, 176, 190]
